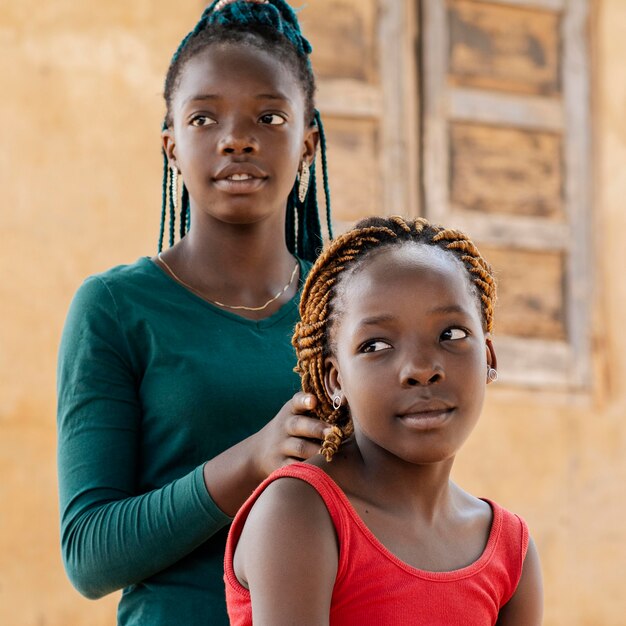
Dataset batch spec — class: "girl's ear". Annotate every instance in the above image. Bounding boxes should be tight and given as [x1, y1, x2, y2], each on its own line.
[162, 128, 178, 170]
[302, 125, 319, 166]
[323, 356, 342, 403]
[486, 336, 497, 371]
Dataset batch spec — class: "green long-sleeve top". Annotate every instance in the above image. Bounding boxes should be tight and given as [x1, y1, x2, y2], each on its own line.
[57, 256, 309, 625]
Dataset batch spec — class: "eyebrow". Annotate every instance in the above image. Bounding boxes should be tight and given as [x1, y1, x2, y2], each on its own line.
[355, 314, 396, 329]
[182, 94, 219, 106]
[255, 93, 292, 103]
[427, 304, 470, 316]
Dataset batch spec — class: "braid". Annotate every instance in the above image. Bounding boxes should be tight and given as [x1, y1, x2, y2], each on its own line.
[431, 229, 497, 333]
[158, 0, 332, 259]
[168, 169, 176, 248]
[315, 109, 333, 241]
[158, 150, 168, 253]
[292, 216, 497, 461]
[204, 0, 313, 57]
[180, 184, 190, 237]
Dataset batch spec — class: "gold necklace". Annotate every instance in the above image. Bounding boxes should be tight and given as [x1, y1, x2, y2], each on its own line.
[157, 253, 299, 312]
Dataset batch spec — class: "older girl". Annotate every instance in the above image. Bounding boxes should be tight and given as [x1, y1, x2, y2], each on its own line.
[57, 1, 332, 624]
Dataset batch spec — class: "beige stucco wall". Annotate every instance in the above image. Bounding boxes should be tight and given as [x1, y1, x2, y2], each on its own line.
[1, 1, 624, 624]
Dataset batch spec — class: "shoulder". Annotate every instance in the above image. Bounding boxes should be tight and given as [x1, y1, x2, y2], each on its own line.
[69, 258, 155, 304]
[67, 258, 171, 324]
[60, 259, 160, 351]
[487, 500, 530, 561]
[85, 257, 160, 295]
[236, 467, 338, 553]
[255, 471, 332, 518]
[483, 501, 543, 624]
[496, 535, 543, 625]
[229, 464, 340, 582]
[229, 468, 339, 622]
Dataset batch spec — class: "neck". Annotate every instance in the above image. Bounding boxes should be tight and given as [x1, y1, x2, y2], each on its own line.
[180, 207, 294, 283]
[345, 438, 457, 521]
[157, 206, 300, 319]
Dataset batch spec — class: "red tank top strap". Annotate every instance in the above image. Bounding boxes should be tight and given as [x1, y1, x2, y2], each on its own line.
[481, 498, 530, 605]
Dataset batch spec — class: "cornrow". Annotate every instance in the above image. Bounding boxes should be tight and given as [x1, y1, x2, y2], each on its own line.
[293, 215, 497, 461]
[158, 0, 333, 258]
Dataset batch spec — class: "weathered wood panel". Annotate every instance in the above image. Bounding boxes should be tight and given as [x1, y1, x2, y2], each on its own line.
[316, 117, 381, 226]
[304, 0, 418, 222]
[448, 0, 561, 96]
[482, 245, 566, 340]
[303, 0, 379, 84]
[450, 121, 564, 218]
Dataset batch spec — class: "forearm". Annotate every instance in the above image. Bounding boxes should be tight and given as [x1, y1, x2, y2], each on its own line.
[61, 465, 231, 599]
[202, 433, 262, 518]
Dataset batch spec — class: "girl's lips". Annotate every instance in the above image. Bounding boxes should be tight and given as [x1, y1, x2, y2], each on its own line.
[397, 408, 454, 430]
[213, 176, 267, 194]
[214, 162, 268, 180]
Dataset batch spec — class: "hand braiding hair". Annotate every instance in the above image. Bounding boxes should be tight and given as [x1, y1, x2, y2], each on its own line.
[292, 215, 497, 461]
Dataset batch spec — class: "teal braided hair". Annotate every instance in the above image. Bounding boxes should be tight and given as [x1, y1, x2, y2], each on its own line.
[159, 0, 333, 261]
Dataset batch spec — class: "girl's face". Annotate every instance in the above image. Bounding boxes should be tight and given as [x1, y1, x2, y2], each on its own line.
[163, 43, 317, 226]
[325, 244, 496, 467]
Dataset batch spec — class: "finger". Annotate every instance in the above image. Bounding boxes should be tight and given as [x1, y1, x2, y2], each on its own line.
[288, 414, 331, 442]
[284, 436, 323, 461]
[290, 391, 317, 413]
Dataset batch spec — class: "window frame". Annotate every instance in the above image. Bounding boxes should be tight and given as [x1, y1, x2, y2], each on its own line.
[421, 0, 592, 390]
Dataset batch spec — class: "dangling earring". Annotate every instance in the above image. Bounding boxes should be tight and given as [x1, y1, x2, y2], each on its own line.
[298, 160, 310, 203]
[170, 167, 179, 211]
[487, 367, 498, 383]
[332, 394, 342, 410]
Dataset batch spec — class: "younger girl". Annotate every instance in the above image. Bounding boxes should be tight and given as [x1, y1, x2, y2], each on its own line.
[57, 1, 332, 624]
[225, 216, 543, 625]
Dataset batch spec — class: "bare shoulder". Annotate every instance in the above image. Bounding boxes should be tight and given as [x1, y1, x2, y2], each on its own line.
[233, 477, 339, 626]
[233, 474, 339, 625]
[240, 474, 337, 546]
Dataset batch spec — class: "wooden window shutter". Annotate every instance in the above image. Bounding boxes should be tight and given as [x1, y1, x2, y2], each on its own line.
[304, 0, 420, 234]
[422, 0, 592, 389]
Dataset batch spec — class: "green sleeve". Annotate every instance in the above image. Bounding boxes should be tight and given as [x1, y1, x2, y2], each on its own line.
[57, 277, 232, 599]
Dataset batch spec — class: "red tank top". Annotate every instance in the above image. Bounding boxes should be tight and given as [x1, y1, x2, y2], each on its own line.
[225, 463, 529, 625]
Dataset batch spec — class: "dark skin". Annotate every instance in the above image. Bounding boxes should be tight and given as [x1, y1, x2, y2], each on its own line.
[234, 245, 543, 625]
[157, 42, 328, 516]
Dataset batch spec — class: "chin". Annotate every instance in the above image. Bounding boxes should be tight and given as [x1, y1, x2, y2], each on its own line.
[210, 206, 274, 226]
[396, 446, 459, 466]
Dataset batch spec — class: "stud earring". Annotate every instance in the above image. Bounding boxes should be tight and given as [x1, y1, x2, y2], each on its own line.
[170, 167, 179, 212]
[298, 160, 310, 203]
[332, 394, 342, 411]
[487, 367, 498, 383]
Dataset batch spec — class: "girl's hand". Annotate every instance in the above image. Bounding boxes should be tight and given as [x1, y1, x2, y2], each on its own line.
[250, 392, 329, 479]
[202, 392, 329, 517]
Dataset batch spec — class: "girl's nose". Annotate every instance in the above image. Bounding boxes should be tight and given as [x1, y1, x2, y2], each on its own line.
[218, 121, 259, 155]
[400, 352, 444, 387]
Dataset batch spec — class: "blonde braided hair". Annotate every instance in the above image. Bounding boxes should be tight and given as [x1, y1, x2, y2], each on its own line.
[292, 216, 496, 461]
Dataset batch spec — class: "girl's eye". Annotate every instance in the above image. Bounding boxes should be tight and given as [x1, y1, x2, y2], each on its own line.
[441, 328, 468, 341]
[361, 340, 392, 353]
[190, 115, 216, 127]
[259, 113, 286, 126]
